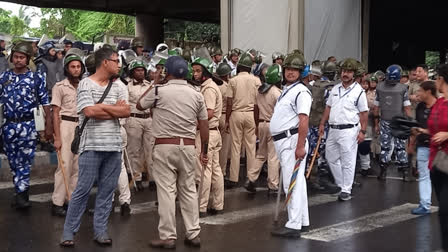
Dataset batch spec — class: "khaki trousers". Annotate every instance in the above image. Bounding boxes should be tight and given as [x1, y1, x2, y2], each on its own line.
[152, 142, 200, 240]
[118, 126, 131, 205]
[229, 111, 256, 182]
[125, 117, 153, 181]
[52, 120, 79, 206]
[197, 130, 224, 212]
[219, 115, 232, 176]
[251, 122, 280, 190]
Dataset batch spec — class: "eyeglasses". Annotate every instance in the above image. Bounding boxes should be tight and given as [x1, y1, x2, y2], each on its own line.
[106, 58, 120, 64]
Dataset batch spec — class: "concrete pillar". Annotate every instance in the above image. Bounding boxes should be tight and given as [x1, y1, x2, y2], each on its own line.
[362, 0, 370, 70]
[220, 0, 231, 53]
[135, 14, 164, 50]
[287, 0, 305, 53]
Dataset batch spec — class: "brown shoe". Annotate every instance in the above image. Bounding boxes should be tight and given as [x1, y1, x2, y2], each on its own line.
[184, 235, 201, 247]
[149, 239, 176, 249]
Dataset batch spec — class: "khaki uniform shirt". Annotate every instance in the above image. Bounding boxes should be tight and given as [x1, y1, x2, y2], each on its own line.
[139, 79, 207, 139]
[256, 86, 281, 121]
[218, 81, 229, 114]
[51, 78, 77, 117]
[201, 78, 222, 129]
[128, 78, 152, 114]
[408, 81, 421, 118]
[226, 72, 261, 112]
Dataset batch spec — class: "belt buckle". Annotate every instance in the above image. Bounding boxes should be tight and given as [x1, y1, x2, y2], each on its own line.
[285, 129, 291, 138]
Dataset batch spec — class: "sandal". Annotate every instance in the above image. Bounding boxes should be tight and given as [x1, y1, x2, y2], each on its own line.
[59, 240, 75, 247]
[94, 237, 112, 246]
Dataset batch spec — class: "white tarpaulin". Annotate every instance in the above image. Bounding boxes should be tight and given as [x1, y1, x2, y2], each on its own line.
[304, 0, 361, 62]
[230, 0, 361, 63]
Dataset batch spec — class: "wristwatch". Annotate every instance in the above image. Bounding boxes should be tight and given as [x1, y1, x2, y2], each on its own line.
[360, 130, 367, 134]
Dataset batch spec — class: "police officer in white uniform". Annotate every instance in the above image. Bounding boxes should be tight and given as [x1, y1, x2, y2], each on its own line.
[270, 52, 312, 238]
[319, 58, 369, 201]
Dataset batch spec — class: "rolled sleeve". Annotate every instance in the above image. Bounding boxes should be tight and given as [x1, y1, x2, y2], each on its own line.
[139, 88, 156, 110]
[203, 88, 217, 110]
[357, 92, 369, 112]
[296, 91, 312, 116]
[36, 72, 50, 105]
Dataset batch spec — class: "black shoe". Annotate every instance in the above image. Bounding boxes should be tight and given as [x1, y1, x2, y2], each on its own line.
[199, 212, 208, 218]
[136, 181, 144, 191]
[184, 236, 201, 247]
[120, 203, 131, 216]
[268, 188, 279, 194]
[300, 226, 310, 233]
[52, 204, 67, 217]
[338, 192, 352, 201]
[142, 172, 149, 181]
[360, 168, 375, 177]
[377, 164, 387, 181]
[244, 179, 256, 193]
[148, 181, 157, 191]
[271, 227, 301, 238]
[224, 180, 238, 189]
[40, 142, 55, 152]
[207, 208, 223, 215]
[14, 191, 31, 209]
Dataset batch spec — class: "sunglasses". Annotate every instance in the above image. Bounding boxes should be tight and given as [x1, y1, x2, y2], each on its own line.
[106, 58, 120, 64]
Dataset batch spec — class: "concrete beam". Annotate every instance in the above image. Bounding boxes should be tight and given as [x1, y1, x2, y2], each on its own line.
[220, 0, 231, 53]
[287, 0, 305, 53]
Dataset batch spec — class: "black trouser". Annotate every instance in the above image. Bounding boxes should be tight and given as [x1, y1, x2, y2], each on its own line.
[431, 167, 448, 250]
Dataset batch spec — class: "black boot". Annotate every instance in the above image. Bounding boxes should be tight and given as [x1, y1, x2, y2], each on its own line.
[244, 179, 256, 193]
[135, 181, 144, 191]
[120, 203, 131, 216]
[15, 191, 31, 209]
[378, 163, 387, 181]
[52, 204, 67, 217]
[401, 164, 412, 182]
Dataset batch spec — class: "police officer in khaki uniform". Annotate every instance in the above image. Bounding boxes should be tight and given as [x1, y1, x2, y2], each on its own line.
[138, 56, 209, 249]
[125, 59, 154, 191]
[225, 53, 261, 188]
[51, 52, 85, 217]
[216, 63, 233, 177]
[250, 64, 282, 193]
[192, 57, 224, 217]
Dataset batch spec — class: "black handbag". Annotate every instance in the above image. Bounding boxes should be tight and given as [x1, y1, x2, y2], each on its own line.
[71, 81, 113, 154]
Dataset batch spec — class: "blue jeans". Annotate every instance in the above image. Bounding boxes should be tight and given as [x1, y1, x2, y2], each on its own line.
[417, 147, 431, 210]
[62, 151, 121, 240]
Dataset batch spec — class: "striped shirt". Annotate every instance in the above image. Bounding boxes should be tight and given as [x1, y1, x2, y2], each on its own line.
[77, 77, 125, 153]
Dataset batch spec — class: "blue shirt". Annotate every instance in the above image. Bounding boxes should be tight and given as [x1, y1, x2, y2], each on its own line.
[0, 69, 49, 119]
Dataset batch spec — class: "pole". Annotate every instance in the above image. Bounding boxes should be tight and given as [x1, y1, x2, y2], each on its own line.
[306, 134, 322, 179]
[123, 148, 139, 192]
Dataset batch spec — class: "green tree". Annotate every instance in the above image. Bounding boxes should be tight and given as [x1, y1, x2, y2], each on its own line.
[0, 9, 13, 34]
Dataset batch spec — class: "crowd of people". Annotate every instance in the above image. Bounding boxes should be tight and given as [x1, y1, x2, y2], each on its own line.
[0, 35, 447, 251]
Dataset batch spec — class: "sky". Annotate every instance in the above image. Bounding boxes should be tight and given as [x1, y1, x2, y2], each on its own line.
[1, 1, 41, 28]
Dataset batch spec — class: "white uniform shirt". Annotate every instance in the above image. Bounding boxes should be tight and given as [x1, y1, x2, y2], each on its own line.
[326, 82, 369, 125]
[270, 82, 312, 135]
[227, 60, 237, 77]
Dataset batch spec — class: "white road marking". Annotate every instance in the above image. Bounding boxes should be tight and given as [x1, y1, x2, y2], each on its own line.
[301, 203, 439, 242]
[199, 194, 338, 225]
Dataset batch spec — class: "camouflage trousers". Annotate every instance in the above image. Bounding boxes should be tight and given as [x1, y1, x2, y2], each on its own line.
[380, 120, 408, 165]
[307, 125, 328, 168]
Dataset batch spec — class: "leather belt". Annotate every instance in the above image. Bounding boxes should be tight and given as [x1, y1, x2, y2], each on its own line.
[259, 120, 270, 123]
[154, 138, 195, 146]
[209, 127, 219, 131]
[61, 115, 79, 122]
[329, 123, 358, 130]
[130, 113, 151, 119]
[6, 115, 34, 123]
[273, 128, 299, 142]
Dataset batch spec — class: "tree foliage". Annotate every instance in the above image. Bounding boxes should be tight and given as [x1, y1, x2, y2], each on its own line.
[165, 19, 220, 44]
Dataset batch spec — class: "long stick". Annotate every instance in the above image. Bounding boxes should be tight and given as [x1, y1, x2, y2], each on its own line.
[56, 151, 71, 201]
[306, 134, 323, 179]
[123, 148, 138, 192]
[273, 167, 283, 224]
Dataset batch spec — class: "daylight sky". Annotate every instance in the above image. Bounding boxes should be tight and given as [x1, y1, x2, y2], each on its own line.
[1, 1, 41, 28]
